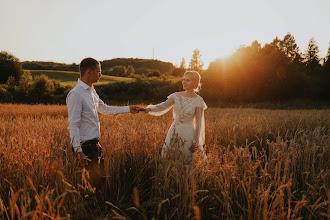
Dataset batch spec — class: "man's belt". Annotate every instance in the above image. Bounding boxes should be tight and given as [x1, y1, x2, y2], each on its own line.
[80, 138, 99, 145]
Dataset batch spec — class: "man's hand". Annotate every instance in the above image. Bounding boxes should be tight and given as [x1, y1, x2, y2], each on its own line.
[190, 145, 198, 153]
[130, 106, 150, 114]
[77, 152, 90, 168]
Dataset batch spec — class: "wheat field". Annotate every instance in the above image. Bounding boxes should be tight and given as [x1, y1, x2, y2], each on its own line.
[0, 104, 329, 219]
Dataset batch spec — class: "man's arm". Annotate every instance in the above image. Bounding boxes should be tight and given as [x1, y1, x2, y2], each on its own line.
[98, 98, 139, 115]
[67, 91, 83, 152]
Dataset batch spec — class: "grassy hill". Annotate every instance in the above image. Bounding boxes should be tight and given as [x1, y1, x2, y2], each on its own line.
[27, 70, 134, 86]
[22, 58, 174, 74]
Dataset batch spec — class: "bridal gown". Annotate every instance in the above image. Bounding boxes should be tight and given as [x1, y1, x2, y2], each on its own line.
[147, 92, 207, 162]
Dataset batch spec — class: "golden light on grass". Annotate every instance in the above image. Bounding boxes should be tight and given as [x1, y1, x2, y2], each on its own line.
[0, 104, 329, 219]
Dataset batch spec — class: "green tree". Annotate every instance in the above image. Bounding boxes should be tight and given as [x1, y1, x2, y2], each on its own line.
[103, 65, 127, 76]
[147, 70, 161, 77]
[0, 51, 23, 84]
[171, 58, 187, 77]
[279, 33, 301, 63]
[270, 37, 281, 51]
[324, 43, 330, 69]
[30, 74, 55, 103]
[15, 71, 33, 102]
[171, 68, 185, 77]
[189, 49, 203, 73]
[304, 37, 320, 74]
[320, 43, 330, 99]
[0, 86, 10, 102]
[109, 65, 127, 76]
[179, 58, 186, 69]
[126, 65, 135, 76]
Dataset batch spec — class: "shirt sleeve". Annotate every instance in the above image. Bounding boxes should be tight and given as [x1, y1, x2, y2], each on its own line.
[147, 94, 175, 116]
[66, 91, 83, 152]
[97, 98, 130, 115]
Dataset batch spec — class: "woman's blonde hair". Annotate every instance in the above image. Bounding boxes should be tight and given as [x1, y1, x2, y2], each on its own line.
[184, 70, 202, 93]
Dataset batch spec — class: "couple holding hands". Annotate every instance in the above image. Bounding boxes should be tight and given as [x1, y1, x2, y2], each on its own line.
[66, 57, 207, 185]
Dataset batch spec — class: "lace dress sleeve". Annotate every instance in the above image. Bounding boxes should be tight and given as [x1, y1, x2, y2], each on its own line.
[193, 97, 208, 160]
[193, 97, 208, 147]
[147, 93, 175, 116]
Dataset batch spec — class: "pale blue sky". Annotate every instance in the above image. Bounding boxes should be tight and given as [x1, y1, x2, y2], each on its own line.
[1, 0, 329, 67]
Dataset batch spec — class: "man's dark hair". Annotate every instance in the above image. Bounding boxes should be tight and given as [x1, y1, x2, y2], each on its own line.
[79, 57, 100, 76]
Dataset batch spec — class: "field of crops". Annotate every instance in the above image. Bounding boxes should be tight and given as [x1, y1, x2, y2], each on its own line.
[0, 104, 329, 219]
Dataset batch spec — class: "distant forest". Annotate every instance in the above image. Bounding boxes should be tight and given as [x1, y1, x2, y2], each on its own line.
[22, 58, 174, 76]
[202, 33, 330, 104]
[1, 33, 330, 107]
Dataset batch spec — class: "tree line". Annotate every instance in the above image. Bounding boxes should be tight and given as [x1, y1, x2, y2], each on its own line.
[101, 58, 173, 75]
[0, 33, 329, 107]
[201, 33, 330, 104]
[97, 34, 330, 107]
[22, 61, 79, 72]
[22, 58, 174, 77]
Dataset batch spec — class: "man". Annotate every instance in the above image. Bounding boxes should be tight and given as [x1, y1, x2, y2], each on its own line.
[66, 57, 139, 186]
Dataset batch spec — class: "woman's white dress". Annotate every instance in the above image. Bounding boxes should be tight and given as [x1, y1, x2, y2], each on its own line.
[147, 92, 207, 162]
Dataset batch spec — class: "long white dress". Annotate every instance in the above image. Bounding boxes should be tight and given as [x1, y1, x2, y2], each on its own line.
[147, 92, 207, 162]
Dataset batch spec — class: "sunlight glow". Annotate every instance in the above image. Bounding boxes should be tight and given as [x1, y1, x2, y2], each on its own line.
[0, 0, 329, 68]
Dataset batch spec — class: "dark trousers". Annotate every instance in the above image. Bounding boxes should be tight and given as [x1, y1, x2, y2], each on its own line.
[75, 139, 105, 189]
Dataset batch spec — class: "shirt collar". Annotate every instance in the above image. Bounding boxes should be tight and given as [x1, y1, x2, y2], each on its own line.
[78, 79, 91, 90]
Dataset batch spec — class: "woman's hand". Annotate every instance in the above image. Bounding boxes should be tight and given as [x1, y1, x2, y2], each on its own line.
[137, 107, 150, 114]
[190, 145, 198, 153]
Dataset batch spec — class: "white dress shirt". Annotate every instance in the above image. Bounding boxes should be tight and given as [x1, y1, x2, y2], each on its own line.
[66, 79, 130, 152]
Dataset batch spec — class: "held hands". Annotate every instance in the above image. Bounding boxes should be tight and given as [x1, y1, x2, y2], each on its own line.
[129, 106, 150, 114]
[129, 105, 139, 114]
[139, 107, 150, 114]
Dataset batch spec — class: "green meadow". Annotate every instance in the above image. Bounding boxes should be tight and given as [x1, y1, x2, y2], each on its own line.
[28, 70, 134, 86]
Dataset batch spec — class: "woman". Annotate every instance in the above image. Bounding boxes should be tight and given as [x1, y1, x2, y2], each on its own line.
[142, 70, 207, 163]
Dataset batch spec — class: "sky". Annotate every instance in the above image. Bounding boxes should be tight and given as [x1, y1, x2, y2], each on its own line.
[1, 0, 330, 68]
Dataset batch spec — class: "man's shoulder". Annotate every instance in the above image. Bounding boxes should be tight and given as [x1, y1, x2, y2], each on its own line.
[66, 85, 83, 101]
[71, 84, 81, 92]
[67, 85, 78, 95]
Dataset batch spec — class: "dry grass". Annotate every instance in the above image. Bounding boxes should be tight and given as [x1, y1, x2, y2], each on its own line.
[0, 104, 329, 219]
